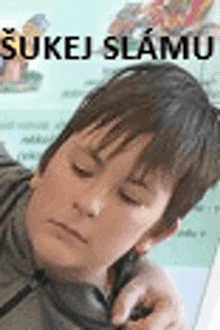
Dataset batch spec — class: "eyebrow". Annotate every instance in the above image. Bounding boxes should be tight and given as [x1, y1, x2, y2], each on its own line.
[127, 178, 147, 188]
[127, 177, 158, 197]
[84, 147, 158, 194]
[74, 145, 160, 197]
[86, 148, 105, 166]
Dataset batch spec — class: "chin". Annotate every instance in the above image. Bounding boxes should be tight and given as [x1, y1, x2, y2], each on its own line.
[32, 235, 81, 272]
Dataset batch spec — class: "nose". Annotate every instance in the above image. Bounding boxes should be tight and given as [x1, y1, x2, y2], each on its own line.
[73, 182, 107, 219]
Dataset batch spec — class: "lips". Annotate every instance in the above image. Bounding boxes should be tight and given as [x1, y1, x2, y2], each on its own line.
[48, 219, 88, 244]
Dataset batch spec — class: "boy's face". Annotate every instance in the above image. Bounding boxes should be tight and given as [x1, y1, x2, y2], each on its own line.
[25, 121, 174, 285]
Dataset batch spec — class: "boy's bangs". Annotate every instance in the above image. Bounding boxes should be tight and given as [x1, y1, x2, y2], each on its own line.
[93, 119, 138, 158]
[93, 114, 204, 193]
[89, 116, 179, 188]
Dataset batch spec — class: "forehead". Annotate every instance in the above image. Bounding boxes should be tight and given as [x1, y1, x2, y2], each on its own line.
[62, 120, 172, 189]
[69, 119, 152, 162]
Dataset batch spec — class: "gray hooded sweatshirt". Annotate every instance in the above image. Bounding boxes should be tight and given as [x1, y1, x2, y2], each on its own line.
[0, 143, 116, 330]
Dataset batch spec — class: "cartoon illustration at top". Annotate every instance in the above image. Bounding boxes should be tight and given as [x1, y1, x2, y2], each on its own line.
[0, 14, 49, 93]
[108, 0, 219, 39]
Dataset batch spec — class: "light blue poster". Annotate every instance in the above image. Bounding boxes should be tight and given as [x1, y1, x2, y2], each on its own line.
[0, 1, 220, 328]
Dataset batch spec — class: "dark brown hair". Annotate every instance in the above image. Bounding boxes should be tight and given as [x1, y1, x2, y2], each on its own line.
[39, 62, 220, 235]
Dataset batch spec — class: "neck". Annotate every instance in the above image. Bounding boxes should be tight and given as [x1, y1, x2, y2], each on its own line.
[37, 259, 112, 292]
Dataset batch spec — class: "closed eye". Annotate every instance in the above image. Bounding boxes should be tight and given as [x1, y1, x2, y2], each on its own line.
[71, 163, 93, 178]
[118, 189, 141, 206]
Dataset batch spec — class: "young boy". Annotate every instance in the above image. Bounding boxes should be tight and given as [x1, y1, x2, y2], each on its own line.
[0, 62, 219, 330]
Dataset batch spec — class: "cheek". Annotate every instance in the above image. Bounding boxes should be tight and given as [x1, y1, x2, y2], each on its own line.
[119, 206, 159, 230]
[36, 164, 76, 208]
[98, 204, 164, 247]
[92, 208, 148, 263]
[93, 202, 169, 266]
[107, 204, 157, 238]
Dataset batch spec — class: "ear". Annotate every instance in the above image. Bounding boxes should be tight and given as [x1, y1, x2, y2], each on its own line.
[29, 170, 42, 189]
[134, 218, 181, 255]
